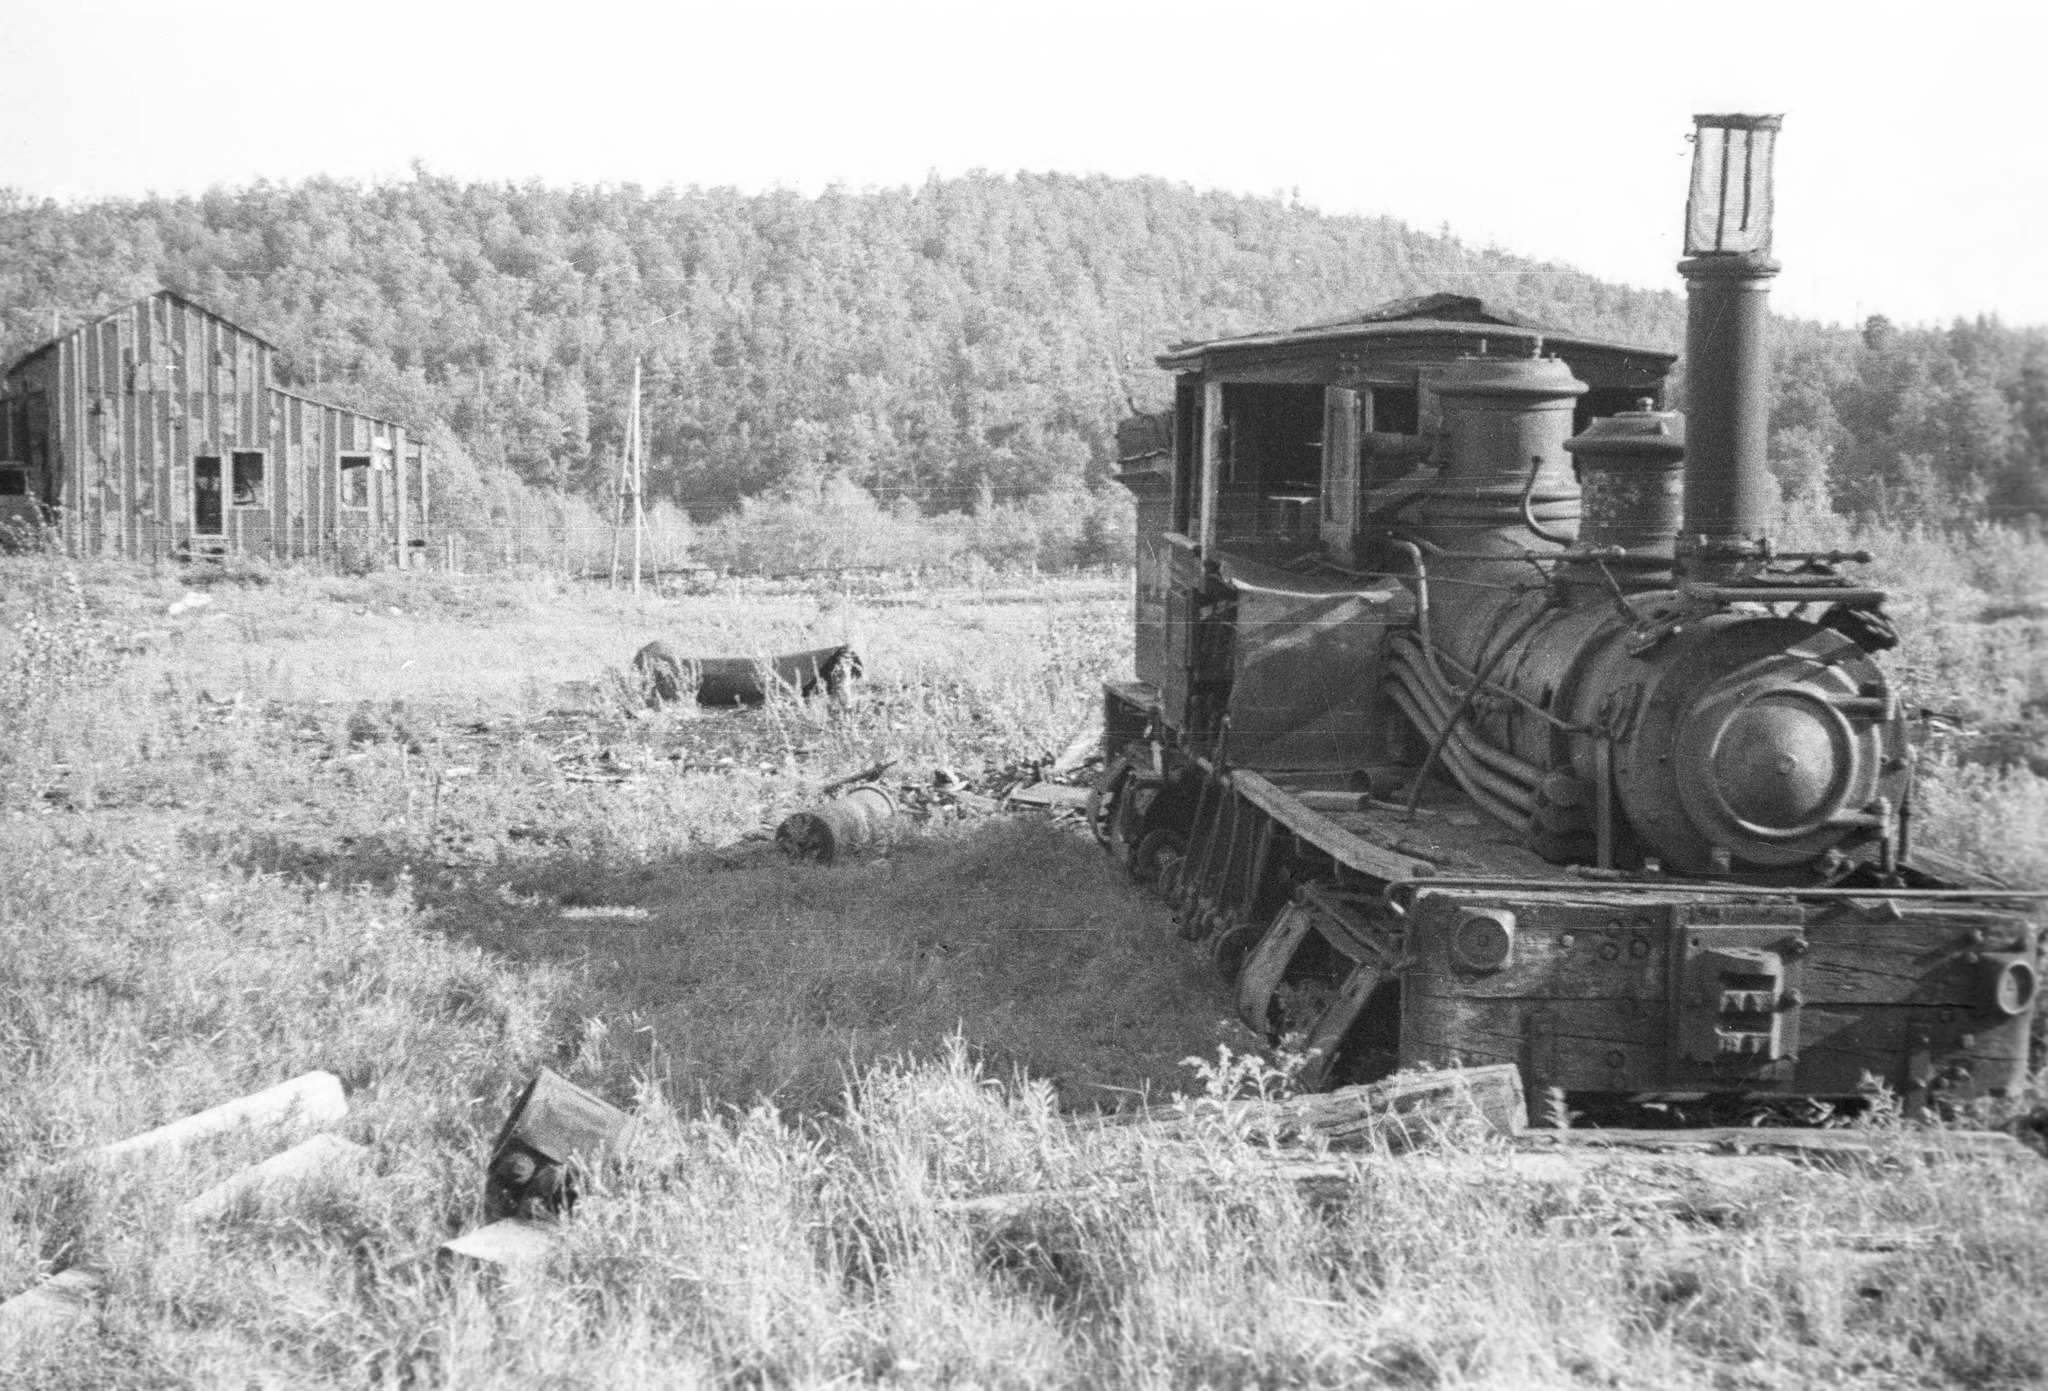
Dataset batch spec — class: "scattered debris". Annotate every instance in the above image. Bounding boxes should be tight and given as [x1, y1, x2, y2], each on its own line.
[943, 1064, 2035, 1238]
[1007, 783, 1094, 811]
[1048, 701, 1102, 775]
[439, 1218, 558, 1269]
[820, 759, 898, 797]
[632, 641, 862, 707]
[777, 785, 899, 864]
[1079, 1063, 1525, 1152]
[2, 1074, 355, 1362]
[486, 1069, 630, 1220]
[166, 591, 214, 617]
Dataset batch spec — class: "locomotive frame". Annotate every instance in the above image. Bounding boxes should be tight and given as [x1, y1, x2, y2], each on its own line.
[1094, 116, 2044, 1114]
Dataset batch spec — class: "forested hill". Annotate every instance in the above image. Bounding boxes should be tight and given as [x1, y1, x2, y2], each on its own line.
[1, 172, 2042, 521]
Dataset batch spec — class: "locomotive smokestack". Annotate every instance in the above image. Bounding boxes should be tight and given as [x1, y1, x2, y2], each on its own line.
[1678, 113, 1782, 575]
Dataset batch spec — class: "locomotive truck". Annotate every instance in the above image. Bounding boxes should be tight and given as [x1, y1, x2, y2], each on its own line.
[1092, 114, 2043, 1113]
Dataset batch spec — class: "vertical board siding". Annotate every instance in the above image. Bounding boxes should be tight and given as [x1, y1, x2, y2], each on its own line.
[4, 292, 423, 564]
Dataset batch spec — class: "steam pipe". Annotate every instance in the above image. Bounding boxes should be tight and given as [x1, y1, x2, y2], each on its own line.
[1387, 638, 1546, 787]
[1520, 453, 1577, 546]
[1385, 679, 1532, 827]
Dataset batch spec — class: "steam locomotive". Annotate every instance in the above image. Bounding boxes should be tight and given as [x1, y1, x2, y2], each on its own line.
[1094, 115, 2042, 1111]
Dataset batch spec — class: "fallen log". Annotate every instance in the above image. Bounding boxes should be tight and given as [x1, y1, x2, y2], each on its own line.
[88, 1071, 347, 1165]
[1084, 1064, 1525, 1152]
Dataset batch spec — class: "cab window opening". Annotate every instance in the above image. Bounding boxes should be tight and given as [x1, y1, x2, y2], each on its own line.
[1216, 382, 1323, 547]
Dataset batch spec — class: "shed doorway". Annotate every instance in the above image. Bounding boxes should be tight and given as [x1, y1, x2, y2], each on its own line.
[193, 456, 224, 535]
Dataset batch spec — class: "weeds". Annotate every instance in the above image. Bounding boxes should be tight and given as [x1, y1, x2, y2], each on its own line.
[1, 536, 2046, 1387]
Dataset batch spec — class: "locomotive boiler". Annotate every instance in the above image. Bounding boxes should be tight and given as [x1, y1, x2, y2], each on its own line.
[1094, 115, 2043, 1112]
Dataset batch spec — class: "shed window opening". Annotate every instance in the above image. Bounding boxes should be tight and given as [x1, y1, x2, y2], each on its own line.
[0, 465, 26, 497]
[231, 450, 265, 507]
[340, 455, 372, 508]
[1217, 383, 1323, 547]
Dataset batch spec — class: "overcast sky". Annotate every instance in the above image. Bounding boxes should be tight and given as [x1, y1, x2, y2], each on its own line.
[4, 0, 2040, 329]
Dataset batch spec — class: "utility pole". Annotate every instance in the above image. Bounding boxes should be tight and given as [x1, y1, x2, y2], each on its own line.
[631, 357, 645, 596]
[608, 391, 628, 589]
[609, 358, 647, 592]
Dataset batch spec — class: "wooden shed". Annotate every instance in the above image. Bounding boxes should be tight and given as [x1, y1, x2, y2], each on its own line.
[0, 290, 428, 564]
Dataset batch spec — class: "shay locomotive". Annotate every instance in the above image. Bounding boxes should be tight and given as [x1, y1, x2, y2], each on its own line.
[1093, 115, 2043, 1111]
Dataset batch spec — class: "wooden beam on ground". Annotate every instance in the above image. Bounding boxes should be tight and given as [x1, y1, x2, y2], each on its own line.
[1513, 1125, 2032, 1165]
[88, 1071, 347, 1164]
[934, 1146, 1805, 1232]
[180, 1133, 368, 1223]
[1085, 1064, 1525, 1152]
[0, 1270, 100, 1357]
[1008, 783, 1095, 810]
[3, 1126, 364, 1362]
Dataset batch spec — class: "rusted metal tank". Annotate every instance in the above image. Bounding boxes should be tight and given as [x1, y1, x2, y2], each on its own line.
[776, 784, 898, 863]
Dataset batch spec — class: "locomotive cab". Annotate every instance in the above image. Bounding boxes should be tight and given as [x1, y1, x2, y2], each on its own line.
[1115, 295, 1673, 778]
[1096, 116, 2044, 1116]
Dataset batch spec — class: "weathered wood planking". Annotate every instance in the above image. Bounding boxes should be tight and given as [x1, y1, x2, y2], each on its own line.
[88, 1071, 347, 1164]
[0, 289, 423, 564]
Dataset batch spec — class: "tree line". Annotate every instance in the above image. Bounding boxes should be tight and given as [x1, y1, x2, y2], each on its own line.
[0, 171, 2041, 530]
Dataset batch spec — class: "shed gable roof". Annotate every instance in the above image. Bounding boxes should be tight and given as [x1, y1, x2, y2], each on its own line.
[3, 288, 280, 378]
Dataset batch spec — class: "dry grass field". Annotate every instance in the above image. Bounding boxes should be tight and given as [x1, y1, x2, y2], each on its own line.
[3, 530, 2048, 1389]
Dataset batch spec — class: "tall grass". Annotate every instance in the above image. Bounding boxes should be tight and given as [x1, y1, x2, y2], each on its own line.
[2, 524, 2046, 1386]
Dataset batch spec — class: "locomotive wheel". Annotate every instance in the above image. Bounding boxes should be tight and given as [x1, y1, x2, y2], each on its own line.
[1130, 829, 1185, 886]
[1209, 916, 1265, 984]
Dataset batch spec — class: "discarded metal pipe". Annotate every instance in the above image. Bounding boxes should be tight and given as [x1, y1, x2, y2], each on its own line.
[776, 784, 899, 864]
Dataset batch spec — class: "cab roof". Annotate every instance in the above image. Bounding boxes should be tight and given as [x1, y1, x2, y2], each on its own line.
[1156, 293, 1676, 376]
